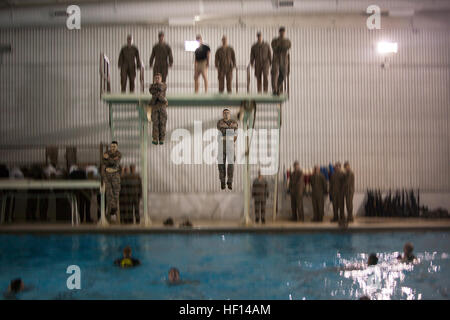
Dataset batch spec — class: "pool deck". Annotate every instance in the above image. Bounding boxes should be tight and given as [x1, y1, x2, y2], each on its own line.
[1, 217, 450, 234]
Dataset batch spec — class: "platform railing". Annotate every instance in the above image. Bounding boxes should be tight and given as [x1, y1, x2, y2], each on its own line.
[99, 53, 111, 98]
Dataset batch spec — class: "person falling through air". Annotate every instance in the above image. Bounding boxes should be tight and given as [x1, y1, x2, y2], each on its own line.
[149, 73, 168, 145]
[217, 108, 238, 190]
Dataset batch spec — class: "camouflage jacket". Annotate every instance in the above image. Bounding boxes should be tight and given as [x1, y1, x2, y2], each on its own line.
[217, 119, 238, 138]
[102, 150, 122, 172]
[271, 37, 291, 65]
[149, 82, 168, 105]
[149, 42, 173, 69]
[215, 46, 236, 72]
[250, 42, 272, 69]
[252, 178, 269, 202]
[118, 45, 141, 70]
[310, 173, 328, 197]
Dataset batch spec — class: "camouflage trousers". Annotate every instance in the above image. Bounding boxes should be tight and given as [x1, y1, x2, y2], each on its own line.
[153, 65, 168, 83]
[344, 191, 354, 220]
[151, 103, 168, 142]
[312, 195, 325, 221]
[217, 139, 235, 184]
[120, 66, 136, 92]
[332, 193, 345, 221]
[254, 201, 266, 221]
[271, 61, 287, 94]
[105, 172, 120, 212]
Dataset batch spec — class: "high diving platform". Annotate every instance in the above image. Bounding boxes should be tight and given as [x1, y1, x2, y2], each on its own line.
[99, 54, 288, 228]
[102, 92, 288, 106]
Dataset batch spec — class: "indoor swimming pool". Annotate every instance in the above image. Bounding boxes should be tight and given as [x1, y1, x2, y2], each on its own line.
[0, 231, 448, 300]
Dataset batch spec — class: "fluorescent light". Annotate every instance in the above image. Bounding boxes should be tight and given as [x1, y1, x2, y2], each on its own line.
[168, 17, 195, 26]
[389, 8, 414, 17]
[185, 40, 200, 52]
[377, 41, 398, 54]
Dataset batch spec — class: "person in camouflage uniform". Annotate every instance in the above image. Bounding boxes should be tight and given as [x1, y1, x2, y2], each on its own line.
[250, 32, 272, 93]
[288, 161, 305, 222]
[149, 73, 168, 145]
[118, 35, 141, 93]
[310, 165, 328, 222]
[271, 27, 291, 95]
[102, 141, 122, 219]
[252, 170, 269, 224]
[344, 161, 355, 223]
[149, 31, 173, 83]
[217, 108, 238, 190]
[329, 162, 345, 223]
[128, 164, 142, 224]
[215, 35, 236, 93]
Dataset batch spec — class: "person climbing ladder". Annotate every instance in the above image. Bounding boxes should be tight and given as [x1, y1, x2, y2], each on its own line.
[148, 73, 168, 145]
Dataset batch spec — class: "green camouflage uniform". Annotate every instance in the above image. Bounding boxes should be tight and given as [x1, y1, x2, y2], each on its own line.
[344, 170, 355, 221]
[215, 46, 236, 93]
[102, 150, 122, 213]
[310, 172, 328, 221]
[118, 45, 141, 92]
[330, 169, 345, 221]
[250, 41, 272, 93]
[288, 170, 305, 221]
[149, 42, 173, 83]
[271, 37, 291, 94]
[252, 177, 269, 221]
[217, 118, 238, 185]
[149, 82, 168, 143]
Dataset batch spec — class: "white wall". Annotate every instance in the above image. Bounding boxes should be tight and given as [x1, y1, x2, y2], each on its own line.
[0, 17, 449, 217]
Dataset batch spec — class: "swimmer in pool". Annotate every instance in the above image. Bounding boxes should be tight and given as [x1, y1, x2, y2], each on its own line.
[114, 246, 141, 268]
[397, 242, 416, 263]
[339, 253, 379, 271]
[3, 278, 32, 299]
[166, 267, 199, 286]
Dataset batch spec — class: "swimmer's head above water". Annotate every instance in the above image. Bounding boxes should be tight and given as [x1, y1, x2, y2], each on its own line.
[8, 278, 24, 294]
[367, 253, 378, 266]
[397, 242, 416, 262]
[168, 268, 180, 284]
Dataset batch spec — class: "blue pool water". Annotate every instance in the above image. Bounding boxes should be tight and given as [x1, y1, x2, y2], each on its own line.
[0, 231, 449, 300]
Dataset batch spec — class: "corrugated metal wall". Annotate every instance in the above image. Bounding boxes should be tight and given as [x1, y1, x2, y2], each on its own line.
[0, 25, 449, 192]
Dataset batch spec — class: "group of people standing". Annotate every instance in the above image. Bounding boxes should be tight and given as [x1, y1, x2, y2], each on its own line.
[117, 27, 291, 95]
[288, 161, 355, 224]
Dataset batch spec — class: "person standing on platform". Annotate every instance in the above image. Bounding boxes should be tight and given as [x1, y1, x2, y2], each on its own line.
[271, 27, 291, 95]
[310, 165, 328, 222]
[149, 73, 168, 145]
[102, 141, 122, 221]
[217, 108, 238, 190]
[118, 34, 141, 93]
[129, 164, 142, 224]
[250, 32, 272, 93]
[288, 161, 305, 222]
[194, 35, 211, 93]
[252, 170, 269, 224]
[344, 161, 355, 223]
[329, 162, 345, 223]
[149, 31, 173, 83]
[215, 35, 236, 94]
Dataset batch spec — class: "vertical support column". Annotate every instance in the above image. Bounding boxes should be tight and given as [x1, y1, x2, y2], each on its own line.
[242, 101, 255, 226]
[139, 101, 151, 226]
[109, 103, 114, 140]
[272, 103, 282, 221]
[243, 106, 250, 226]
[98, 184, 108, 226]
